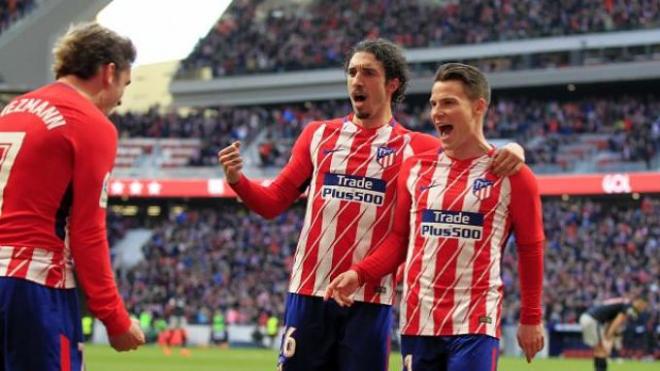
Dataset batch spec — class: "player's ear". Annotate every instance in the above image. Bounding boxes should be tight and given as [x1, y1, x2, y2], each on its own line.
[387, 78, 400, 96]
[101, 63, 117, 87]
[473, 97, 488, 116]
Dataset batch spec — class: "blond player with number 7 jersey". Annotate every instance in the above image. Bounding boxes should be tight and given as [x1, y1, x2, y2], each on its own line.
[0, 23, 144, 370]
[219, 40, 526, 371]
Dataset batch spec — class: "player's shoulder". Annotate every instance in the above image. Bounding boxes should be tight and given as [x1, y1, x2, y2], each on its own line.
[28, 82, 86, 109]
[300, 116, 343, 134]
[506, 164, 539, 191]
[6, 83, 114, 134]
[10, 83, 75, 112]
[408, 131, 441, 153]
[317, 116, 346, 128]
[391, 121, 412, 134]
[36, 83, 111, 125]
[402, 149, 442, 171]
[507, 164, 535, 180]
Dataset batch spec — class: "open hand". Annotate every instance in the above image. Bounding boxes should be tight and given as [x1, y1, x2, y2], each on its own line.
[324, 270, 361, 307]
[491, 143, 525, 176]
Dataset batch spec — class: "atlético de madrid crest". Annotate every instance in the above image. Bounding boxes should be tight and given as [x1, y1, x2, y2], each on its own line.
[472, 178, 493, 200]
[376, 146, 395, 168]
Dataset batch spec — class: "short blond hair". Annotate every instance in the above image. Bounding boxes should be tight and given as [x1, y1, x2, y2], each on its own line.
[53, 22, 136, 79]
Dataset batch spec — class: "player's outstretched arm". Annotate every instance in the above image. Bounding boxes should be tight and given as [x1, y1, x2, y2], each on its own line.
[491, 142, 525, 176]
[109, 319, 145, 352]
[324, 270, 361, 307]
[219, 140, 296, 218]
[217, 124, 317, 219]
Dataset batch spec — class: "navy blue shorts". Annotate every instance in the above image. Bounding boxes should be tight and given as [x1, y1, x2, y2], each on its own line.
[277, 293, 392, 371]
[0, 277, 83, 371]
[401, 334, 499, 371]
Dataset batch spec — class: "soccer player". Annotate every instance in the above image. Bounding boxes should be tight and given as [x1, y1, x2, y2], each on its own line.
[218, 40, 525, 371]
[0, 23, 144, 370]
[579, 297, 648, 371]
[325, 63, 545, 371]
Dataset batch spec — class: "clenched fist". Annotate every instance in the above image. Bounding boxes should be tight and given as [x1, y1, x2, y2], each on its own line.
[217, 141, 243, 184]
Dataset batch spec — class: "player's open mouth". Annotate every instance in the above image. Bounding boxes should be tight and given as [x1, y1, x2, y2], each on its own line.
[352, 93, 367, 103]
[437, 124, 453, 137]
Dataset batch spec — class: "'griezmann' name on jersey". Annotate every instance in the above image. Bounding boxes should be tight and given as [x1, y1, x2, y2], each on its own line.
[0, 98, 66, 130]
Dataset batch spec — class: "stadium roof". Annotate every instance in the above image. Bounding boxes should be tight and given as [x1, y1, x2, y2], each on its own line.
[97, 0, 232, 66]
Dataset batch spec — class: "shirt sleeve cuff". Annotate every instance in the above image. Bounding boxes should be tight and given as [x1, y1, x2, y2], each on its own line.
[350, 264, 367, 286]
[520, 310, 543, 325]
[230, 174, 248, 188]
[103, 309, 132, 336]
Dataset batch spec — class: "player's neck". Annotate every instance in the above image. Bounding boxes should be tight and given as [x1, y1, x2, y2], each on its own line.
[444, 135, 491, 160]
[57, 76, 100, 105]
[352, 110, 393, 130]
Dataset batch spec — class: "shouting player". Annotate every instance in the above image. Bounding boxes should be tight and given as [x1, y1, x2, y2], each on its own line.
[219, 40, 525, 371]
[325, 63, 545, 370]
[0, 23, 144, 370]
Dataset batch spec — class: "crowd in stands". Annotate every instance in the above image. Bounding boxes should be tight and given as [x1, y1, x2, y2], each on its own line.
[178, 0, 660, 77]
[114, 197, 659, 353]
[409, 45, 660, 76]
[603, 96, 660, 165]
[117, 206, 303, 326]
[2, 89, 656, 172]
[110, 93, 660, 171]
[503, 197, 659, 325]
[110, 106, 265, 167]
[0, 0, 36, 34]
[107, 210, 133, 248]
[481, 94, 660, 169]
[267, 93, 660, 171]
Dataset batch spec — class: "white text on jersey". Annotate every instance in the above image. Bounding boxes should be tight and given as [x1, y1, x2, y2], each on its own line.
[420, 209, 484, 240]
[0, 98, 66, 130]
[321, 173, 386, 206]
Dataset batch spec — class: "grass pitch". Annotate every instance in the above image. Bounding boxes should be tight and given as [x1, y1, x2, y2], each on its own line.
[85, 345, 657, 371]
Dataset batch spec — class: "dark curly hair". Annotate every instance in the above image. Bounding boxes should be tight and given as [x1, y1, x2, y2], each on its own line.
[344, 38, 409, 107]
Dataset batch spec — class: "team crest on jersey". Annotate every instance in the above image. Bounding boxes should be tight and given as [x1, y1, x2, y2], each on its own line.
[472, 178, 493, 200]
[376, 146, 395, 168]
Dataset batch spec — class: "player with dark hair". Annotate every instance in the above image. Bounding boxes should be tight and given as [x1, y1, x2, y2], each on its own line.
[579, 297, 648, 371]
[326, 63, 546, 371]
[0, 22, 144, 370]
[219, 40, 525, 370]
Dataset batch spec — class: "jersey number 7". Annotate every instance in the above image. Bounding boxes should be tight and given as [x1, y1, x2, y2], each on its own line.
[0, 132, 26, 218]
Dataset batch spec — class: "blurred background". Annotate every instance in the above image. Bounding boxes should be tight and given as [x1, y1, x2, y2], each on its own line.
[0, 0, 657, 369]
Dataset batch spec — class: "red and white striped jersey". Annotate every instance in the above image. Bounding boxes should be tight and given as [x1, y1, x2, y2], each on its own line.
[231, 115, 439, 305]
[0, 82, 131, 336]
[355, 149, 544, 337]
